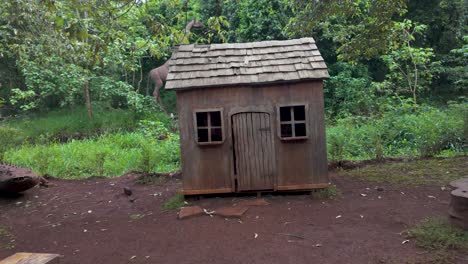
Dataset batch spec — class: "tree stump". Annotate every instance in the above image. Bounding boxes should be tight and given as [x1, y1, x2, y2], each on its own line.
[449, 178, 468, 230]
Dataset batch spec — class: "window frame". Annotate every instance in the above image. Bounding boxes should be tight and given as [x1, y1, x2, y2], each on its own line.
[193, 108, 225, 145]
[276, 104, 309, 141]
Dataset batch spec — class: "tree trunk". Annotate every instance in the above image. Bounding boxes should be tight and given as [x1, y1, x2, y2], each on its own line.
[83, 79, 93, 119]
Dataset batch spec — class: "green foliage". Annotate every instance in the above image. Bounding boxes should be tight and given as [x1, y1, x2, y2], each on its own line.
[312, 185, 340, 199]
[382, 19, 436, 103]
[162, 193, 185, 211]
[0, 126, 25, 162]
[137, 120, 170, 139]
[324, 62, 381, 118]
[286, 0, 407, 61]
[4, 132, 180, 178]
[6, 106, 140, 143]
[406, 217, 468, 251]
[339, 156, 468, 186]
[327, 102, 466, 161]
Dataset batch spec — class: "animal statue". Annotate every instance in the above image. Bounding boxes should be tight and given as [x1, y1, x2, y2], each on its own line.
[0, 164, 47, 194]
[149, 19, 204, 113]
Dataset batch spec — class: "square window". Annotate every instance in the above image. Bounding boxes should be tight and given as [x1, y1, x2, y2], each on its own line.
[278, 105, 308, 140]
[194, 110, 224, 144]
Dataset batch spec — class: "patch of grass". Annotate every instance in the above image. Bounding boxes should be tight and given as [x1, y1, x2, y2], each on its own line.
[312, 185, 340, 199]
[162, 193, 185, 211]
[406, 217, 468, 251]
[0, 226, 15, 250]
[6, 106, 141, 143]
[339, 157, 468, 186]
[4, 132, 180, 179]
[129, 214, 145, 220]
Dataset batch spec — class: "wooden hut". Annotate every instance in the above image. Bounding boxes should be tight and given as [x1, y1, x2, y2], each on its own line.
[165, 38, 330, 195]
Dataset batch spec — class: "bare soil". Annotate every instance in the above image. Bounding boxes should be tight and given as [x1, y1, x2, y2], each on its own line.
[0, 172, 466, 264]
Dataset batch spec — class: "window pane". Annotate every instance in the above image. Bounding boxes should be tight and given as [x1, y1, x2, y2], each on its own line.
[210, 111, 222, 126]
[211, 128, 223, 141]
[279, 107, 291, 121]
[294, 105, 306, 121]
[280, 124, 293, 138]
[295, 123, 306, 137]
[196, 112, 208, 127]
[197, 128, 209, 142]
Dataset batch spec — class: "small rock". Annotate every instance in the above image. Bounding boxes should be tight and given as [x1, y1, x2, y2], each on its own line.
[178, 206, 204, 219]
[124, 187, 132, 196]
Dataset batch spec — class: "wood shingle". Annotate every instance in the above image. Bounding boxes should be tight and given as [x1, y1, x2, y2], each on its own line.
[165, 38, 329, 90]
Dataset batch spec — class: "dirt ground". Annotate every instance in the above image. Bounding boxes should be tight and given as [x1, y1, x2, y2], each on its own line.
[0, 172, 466, 264]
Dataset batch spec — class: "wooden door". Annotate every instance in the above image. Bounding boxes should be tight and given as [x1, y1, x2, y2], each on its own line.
[232, 112, 275, 191]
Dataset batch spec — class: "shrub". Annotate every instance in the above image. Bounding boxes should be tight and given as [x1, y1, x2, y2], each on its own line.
[4, 132, 180, 178]
[0, 126, 25, 162]
[326, 102, 466, 161]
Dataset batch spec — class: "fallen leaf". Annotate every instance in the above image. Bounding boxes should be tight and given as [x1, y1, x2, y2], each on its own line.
[360, 193, 367, 197]
[336, 215, 342, 219]
[402, 240, 410, 244]
[254, 233, 258, 238]
[427, 195, 436, 199]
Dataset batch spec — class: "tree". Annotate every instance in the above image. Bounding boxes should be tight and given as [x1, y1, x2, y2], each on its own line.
[286, 0, 407, 62]
[381, 20, 436, 104]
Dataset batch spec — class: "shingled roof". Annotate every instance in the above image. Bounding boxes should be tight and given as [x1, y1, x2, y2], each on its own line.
[165, 38, 329, 90]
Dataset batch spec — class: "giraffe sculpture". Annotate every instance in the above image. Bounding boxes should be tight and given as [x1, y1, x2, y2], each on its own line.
[149, 19, 204, 113]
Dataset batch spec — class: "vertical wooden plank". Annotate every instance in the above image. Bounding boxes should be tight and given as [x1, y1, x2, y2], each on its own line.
[251, 113, 260, 189]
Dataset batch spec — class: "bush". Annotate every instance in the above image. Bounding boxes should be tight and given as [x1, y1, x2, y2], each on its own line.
[326, 102, 466, 161]
[4, 132, 180, 178]
[5, 106, 141, 144]
[0, 126, 26, 162]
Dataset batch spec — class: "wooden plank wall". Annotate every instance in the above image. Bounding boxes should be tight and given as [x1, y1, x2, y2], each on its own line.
[176, 80, 328, 193]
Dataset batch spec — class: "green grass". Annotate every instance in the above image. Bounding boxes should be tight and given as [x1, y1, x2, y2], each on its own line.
[339, 156, 468, 186]
[4, 106, 141, 143]
[162, 193, 185, 211]
[406, 217, 468, 251]
[327, 103, 466, 161]
[4, 132, 180, 178]
[0, 226, 15, 250]
[312, 185, 340, 199]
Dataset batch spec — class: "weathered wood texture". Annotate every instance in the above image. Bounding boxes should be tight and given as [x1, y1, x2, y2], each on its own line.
[232, 112, 275, 191]
[176, 81, 328, 194]
[0, 253, 60, 264]
[166, 38, 329, 90]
